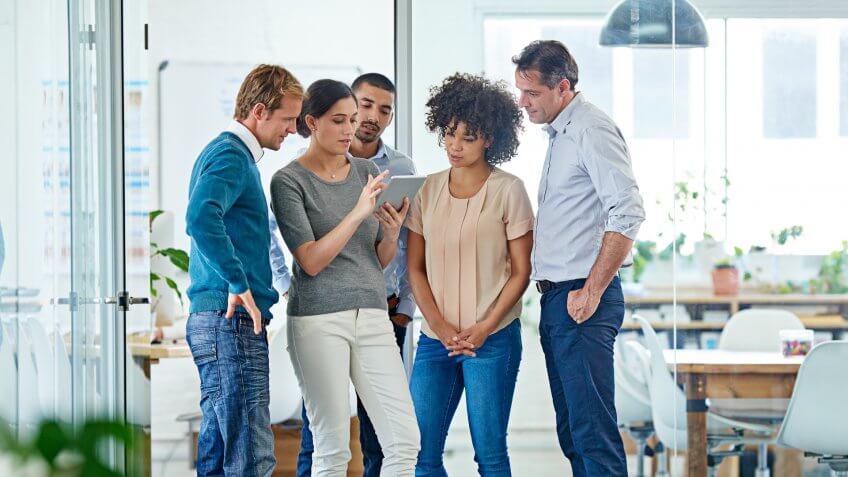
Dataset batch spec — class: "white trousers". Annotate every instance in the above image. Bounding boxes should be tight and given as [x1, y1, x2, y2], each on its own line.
[287, 308, 420, 477]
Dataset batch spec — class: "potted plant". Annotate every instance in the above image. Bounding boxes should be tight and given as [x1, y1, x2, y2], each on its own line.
[0, 418, 136, 477]
[712, 258, 739, 296]
[149, 210, 189, 318]
[813, 241, 848, 294]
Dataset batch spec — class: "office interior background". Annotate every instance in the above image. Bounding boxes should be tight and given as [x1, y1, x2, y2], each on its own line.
[2, 0, 848, 475]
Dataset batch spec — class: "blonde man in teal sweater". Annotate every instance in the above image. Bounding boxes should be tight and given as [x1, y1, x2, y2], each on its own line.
[185, 64, 302, 477]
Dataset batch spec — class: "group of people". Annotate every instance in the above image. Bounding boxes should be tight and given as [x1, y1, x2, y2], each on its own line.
[184, 39, 646, 477]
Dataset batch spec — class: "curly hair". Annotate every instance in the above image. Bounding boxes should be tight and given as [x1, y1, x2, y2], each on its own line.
[425, 73, 523, 166]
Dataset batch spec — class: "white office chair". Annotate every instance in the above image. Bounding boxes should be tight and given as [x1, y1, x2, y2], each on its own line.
[126, 348, 151, 427]
[615, 338, 668, 477]
[634, 316, 773, 477]
[0, 330, 17, 426]
[1, 320, 16, 353]
[26, 319, 58, 419]
[776, 341, 848, 476]
[52, 329, 73, 422]
[15, 327, 42, 435]
[714, 309, 804, 476]
[718, 309, 804, 352]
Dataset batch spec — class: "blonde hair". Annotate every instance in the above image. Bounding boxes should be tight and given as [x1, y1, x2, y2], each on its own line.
[233, 64, 304, 120]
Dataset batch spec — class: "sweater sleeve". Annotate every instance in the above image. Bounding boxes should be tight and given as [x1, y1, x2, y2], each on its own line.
[185, 148, 250, 294]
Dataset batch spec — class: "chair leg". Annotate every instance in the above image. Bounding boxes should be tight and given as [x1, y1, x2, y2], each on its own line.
[755, 443, 770, 477]
[655, 442, 669, 477]
[818, 456, 848, 476]
[635, 435, 646, 477]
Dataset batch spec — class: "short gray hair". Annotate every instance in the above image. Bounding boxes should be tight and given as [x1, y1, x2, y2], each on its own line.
[512, 40, 578, 90]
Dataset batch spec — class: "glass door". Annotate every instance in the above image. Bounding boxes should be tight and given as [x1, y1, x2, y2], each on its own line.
[3, 0, 147, 473]
[67, 0, 151, 473]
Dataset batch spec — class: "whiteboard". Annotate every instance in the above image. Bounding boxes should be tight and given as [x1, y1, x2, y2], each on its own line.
[158, 60, 376, 251]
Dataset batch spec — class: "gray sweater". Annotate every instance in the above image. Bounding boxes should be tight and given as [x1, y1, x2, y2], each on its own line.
[270, 158, 387, 316]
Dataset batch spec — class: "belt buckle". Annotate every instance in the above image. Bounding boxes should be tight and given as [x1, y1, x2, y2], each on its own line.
[535, 281, 547, 294]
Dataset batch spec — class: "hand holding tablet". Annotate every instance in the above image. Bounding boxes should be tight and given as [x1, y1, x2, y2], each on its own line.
[375, 175, 426, 211]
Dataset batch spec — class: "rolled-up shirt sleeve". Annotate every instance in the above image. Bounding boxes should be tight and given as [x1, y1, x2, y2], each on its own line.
[579, 125, 646, 240]
[393, 227, 417, 318]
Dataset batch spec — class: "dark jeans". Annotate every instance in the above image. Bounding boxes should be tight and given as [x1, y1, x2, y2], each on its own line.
[410, 319, 522, 477]
[296, 309, 407, 477]
[187, 311, 275, 477]
[539, 277, 627, 477]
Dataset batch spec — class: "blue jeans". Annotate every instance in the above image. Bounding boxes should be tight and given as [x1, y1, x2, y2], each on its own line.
[296, 317, 408, 477]
[187, 311, 275, 477]
[539, 277, 627, 477]
[410, 319, 522, 477]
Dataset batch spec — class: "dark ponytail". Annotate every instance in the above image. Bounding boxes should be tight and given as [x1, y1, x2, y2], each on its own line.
[297, 79, 357, 138]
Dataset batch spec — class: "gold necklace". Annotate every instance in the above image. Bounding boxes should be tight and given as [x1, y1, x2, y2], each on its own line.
[329, 158, 348, 179]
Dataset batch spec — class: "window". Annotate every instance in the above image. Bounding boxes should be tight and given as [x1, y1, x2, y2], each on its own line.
[540, 24, 613, 115]
[841, 31, 848, 137]
[762, 29, 817, 138]
[633, 49, 690, 139]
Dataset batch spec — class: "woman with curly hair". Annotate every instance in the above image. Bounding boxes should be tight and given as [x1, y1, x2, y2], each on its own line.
[405, 73, 534, 476]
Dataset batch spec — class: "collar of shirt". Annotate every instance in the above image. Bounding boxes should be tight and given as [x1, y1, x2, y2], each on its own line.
[543, 92, 585, 138]
[226, 120, 264, 163]
[347, 140, 391, 173]
[347, 140, 387, 161]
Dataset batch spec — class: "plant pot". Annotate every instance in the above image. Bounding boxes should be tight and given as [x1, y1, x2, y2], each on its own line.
[712, 267, 739, 296]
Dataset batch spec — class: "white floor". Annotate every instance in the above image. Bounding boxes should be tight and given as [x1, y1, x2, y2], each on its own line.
[152, 321, 576, 475]
[150, 320, 829, 476]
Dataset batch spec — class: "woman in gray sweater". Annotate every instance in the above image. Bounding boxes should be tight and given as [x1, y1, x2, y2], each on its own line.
[270, 79, 419, 477]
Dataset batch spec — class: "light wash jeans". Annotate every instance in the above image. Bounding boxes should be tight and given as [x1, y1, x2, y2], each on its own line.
[187, 310, 275, 477]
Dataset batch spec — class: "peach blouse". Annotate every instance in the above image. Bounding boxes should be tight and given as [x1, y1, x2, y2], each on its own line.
[406, 167, 535, 339]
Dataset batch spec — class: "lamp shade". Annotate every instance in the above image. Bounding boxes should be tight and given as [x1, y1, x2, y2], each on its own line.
[599, 0, 709, 48]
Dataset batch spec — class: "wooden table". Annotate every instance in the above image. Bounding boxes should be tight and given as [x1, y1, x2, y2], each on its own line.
[129, 340, 192, 378]
[622, 314, 848, 331]
[663, 350, 803, 476]
[626, 292, 848, 316]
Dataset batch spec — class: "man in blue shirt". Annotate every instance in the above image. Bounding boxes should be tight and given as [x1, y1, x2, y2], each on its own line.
[185, 64, 303, 477]
[513, 41, 646, 476]
[293, 73, 418, 477]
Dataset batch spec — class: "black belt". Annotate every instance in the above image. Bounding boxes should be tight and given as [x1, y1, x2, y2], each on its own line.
[535, 280, 572, 294]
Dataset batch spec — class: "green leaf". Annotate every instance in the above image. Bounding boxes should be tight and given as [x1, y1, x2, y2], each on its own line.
[165, 276, 184, 308]
[150, 273, 160, 298]
[149, 210, 164, 232]
[734, 246, 744, 257]
[76, 420, 135, 477]
[159, 248, 190, 272]
[34, 420, 70, 465]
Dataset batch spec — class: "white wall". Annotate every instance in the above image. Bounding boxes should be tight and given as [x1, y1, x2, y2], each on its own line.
[146, 0, 394, 439]
[149, 0, 394, 251]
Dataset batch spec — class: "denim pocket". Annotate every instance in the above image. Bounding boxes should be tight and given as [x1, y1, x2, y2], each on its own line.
[187, 329, 220, 395]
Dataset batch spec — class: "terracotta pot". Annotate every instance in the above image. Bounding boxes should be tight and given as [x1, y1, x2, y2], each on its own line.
[712, 267, 740, 296]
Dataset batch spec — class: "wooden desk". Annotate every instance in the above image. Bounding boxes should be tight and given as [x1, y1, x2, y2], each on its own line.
[621, 314, 848, 331]
[626, 293, 848, 316]
[129, 341, 191, 380]
[663, 350, 803, 476]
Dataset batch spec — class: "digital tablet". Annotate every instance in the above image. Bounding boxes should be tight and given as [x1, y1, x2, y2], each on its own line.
[375, 175, 426, 211]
